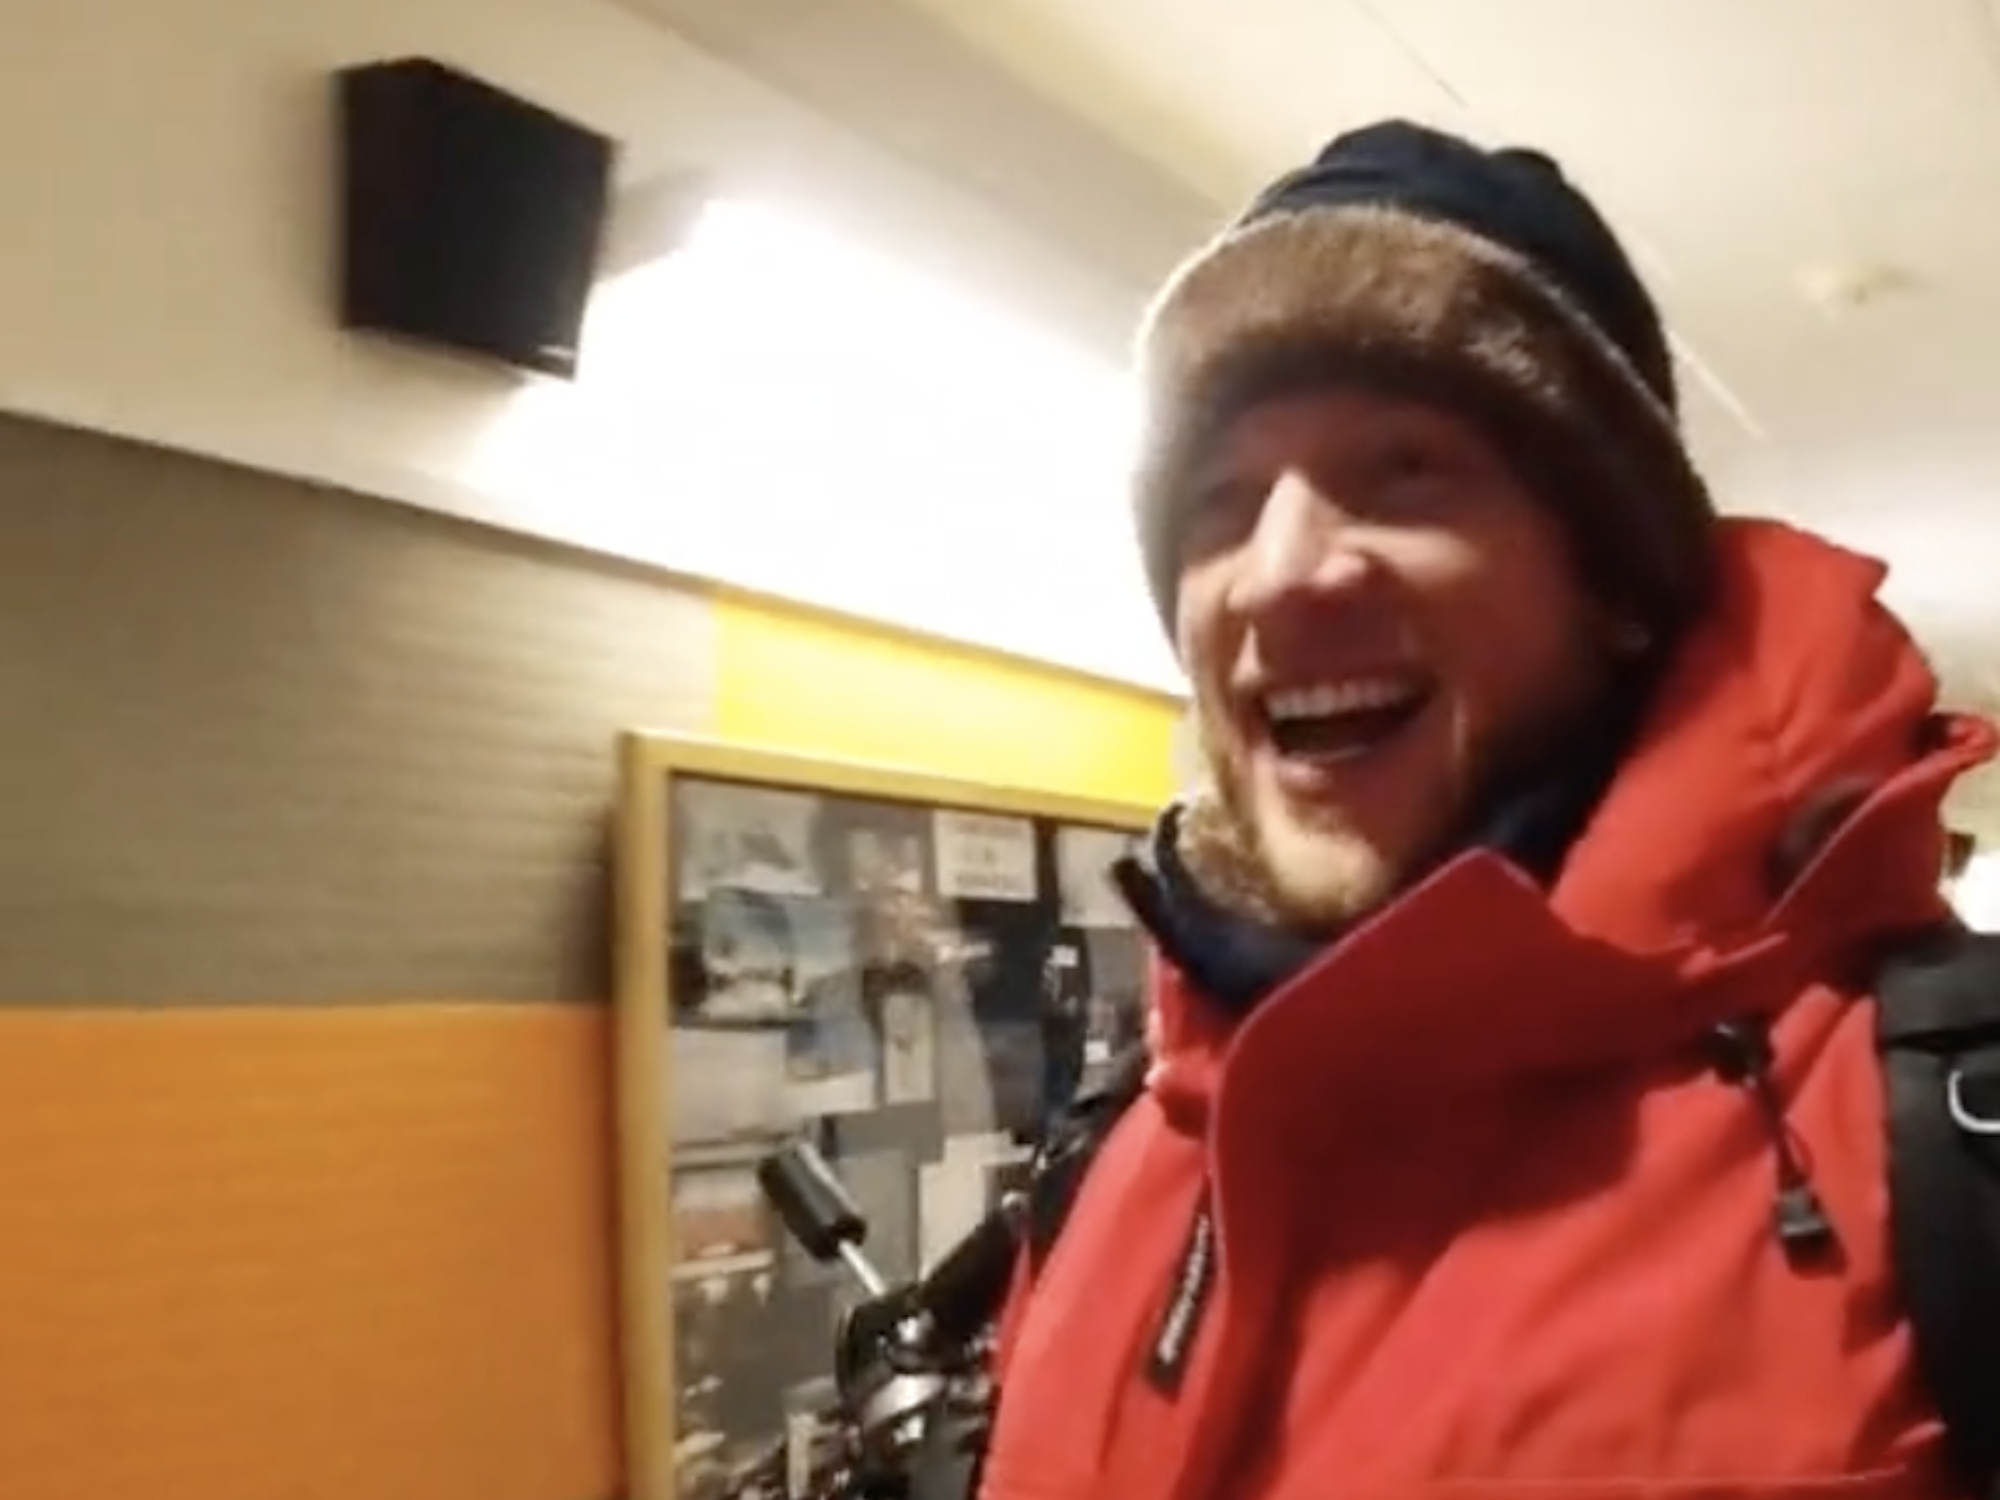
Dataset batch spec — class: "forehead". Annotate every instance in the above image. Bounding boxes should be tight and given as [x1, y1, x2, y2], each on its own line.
[1203, 384, 1494, 469]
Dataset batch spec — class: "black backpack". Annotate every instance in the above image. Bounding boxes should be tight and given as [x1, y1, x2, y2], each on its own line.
[1012, 923, 2000, 1499]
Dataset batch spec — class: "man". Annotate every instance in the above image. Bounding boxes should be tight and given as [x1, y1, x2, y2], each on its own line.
[976, 121, 1998, 1500]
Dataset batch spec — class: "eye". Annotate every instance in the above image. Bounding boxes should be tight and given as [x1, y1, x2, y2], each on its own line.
[1375, 435, 1448, 487]
[1176, 473, 1263, 559]
[1354, 432, 1463, 513]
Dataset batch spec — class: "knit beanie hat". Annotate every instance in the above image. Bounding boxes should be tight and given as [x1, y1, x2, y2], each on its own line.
[1132, 120, 1717, 641]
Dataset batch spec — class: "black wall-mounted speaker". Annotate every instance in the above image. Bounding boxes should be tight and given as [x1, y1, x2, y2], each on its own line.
[334, 57, 617, 380]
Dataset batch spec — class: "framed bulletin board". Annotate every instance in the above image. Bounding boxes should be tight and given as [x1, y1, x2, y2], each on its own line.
[613, 732, 1154, 1500]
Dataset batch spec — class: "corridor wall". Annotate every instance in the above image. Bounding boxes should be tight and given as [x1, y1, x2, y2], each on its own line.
[0, 413, 1178, 1500]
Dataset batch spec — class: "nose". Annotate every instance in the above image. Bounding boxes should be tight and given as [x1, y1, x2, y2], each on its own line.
[1226, 469, 1371, 617]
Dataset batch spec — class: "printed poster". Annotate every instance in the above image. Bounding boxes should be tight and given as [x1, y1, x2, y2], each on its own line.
[931, 810, 1038, 902]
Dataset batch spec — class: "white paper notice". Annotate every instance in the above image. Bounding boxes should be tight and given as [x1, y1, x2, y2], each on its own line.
[931, 810, 1038, 902]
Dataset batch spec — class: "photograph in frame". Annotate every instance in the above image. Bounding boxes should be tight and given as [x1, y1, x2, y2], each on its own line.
[668, 1152, 788, 1500]
[1054, 823, 1146, 930]
[675, 782, 826, 902]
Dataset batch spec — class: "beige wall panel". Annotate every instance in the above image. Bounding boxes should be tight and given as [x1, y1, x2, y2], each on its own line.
[0, 417, 714, 1004]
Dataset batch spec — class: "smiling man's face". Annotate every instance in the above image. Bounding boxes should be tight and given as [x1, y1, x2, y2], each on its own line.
[1174, 385, 1617, 928]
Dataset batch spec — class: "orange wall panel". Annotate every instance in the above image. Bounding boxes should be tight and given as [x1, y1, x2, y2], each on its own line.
[0, 1004, 619, 1500]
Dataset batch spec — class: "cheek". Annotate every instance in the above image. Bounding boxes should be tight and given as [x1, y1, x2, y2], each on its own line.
[1445, 576, 1602, 748]
[1171, 571, 1215, 665]
[1174, 577, 1239, 700]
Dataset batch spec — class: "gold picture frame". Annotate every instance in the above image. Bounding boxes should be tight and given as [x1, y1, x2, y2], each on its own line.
[614, 731, 1154, 1500]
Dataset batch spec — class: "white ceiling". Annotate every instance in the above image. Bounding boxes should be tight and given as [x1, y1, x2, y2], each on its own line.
[630, 0, 2000, 827]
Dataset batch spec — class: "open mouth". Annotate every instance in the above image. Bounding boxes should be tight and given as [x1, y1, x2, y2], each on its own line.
[1260, 675, 1435, 765]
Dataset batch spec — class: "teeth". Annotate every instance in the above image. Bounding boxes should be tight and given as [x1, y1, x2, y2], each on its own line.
[1265, 678, 1421, 722]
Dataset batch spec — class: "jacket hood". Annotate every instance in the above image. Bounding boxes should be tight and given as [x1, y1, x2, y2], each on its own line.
[1552, 518, 1982, 950]
[1143, 518, 1996, 1130]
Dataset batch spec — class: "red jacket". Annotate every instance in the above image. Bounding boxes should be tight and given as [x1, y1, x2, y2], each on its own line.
[981, 520, 1997, 1500]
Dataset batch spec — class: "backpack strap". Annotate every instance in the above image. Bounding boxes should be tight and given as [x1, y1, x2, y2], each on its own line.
[1020, 1042, 1151, 1279]
[1875, 921, 2000, 1500]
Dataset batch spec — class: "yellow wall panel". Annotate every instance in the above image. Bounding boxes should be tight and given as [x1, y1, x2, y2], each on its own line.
[712, 594, 1183, 806]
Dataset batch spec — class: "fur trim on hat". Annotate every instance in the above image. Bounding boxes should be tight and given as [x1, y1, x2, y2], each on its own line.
[1131, 205, 1716, 636]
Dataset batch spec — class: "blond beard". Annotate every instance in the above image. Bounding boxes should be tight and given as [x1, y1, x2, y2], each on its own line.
[1178, 665, 1615, 932]
[1177, 758, 1406, 932]
[1179, 699, 1482, 932]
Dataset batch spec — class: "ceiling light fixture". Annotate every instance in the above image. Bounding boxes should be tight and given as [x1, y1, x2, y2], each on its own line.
[1795, 260, 1915, 313]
